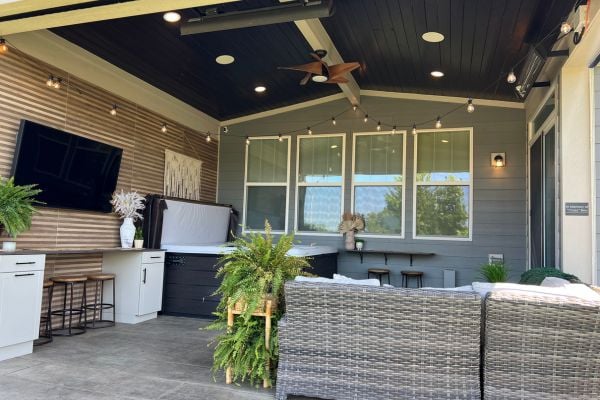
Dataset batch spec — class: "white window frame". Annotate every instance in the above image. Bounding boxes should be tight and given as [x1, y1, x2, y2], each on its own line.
[295, 133, 346, 236]
[351, 130, 407, 239]
[242, 135, 291, 234]
[412, 127, 474, 241]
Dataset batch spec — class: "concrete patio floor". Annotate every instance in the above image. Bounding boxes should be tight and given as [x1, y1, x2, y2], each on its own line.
[0, 316, 308, 400]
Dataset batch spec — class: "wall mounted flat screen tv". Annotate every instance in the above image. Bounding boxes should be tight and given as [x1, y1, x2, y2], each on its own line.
[11, 120, 123, 213]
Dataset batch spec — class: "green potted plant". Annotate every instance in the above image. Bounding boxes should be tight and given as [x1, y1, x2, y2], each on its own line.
[134, 227, 144, 249]
[480, 261, 510, 283]
[0, 177, 42, 251]
[208, 221, 310, 387]
[355, 238, 365, 250]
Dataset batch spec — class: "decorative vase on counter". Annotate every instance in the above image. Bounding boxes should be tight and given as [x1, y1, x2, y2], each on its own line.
[120, 217, 135, 248]
[344, 230, 355, 250]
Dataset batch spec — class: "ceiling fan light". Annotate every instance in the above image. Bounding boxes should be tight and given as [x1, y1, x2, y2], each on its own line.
[311, 74, 328, 83]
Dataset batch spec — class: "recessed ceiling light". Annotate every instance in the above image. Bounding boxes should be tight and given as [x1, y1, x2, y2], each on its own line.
[422, 31, 445, 43]
[431, 70, 444, 78]
[254, 86, 266, 93]
[163, 11, 181, 23]
[311, 75, 328, 83]
[216, 55, 235, 65]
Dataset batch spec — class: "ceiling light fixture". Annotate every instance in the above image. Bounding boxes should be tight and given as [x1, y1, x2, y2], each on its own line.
[435, 116, 442, 129]
[431, 70, 444, 78]
[110, 104, 118, 116]
[311, 74, 328, 83]
[467, 98, 475, 113]
[163, 11, 181, 23]
[422, 32, 445, 43]
[215, 55, 235, 65]
[507, 71, 517, 84]
[254, 85, 266, 93]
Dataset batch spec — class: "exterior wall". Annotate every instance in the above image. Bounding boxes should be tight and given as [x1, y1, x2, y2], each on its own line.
[219, 96, 527, 287]
[595, 68, 600, 284]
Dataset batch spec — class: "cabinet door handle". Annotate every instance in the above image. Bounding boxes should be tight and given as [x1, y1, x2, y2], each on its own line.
[142, 268, 147, 284]
[15, 273, 35, 277]
[16, 261, 36, 265]
[150, 256, 161, 259]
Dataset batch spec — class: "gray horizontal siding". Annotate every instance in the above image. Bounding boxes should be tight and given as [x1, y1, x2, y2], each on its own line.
[218, 96, 527, 287]
[595, 68, 600, 285]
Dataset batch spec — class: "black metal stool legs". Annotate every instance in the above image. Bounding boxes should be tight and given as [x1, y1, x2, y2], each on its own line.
[34, 283, 54, 346]
[84, 276, 116, 329]
[50, 277, 88, 337]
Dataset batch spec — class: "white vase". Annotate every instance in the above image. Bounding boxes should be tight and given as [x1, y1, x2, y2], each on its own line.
[344, 231, 355, 250]
[120, 217, 135, 248]
[133, 239, 144, 249]
[2, 241, 16, 251]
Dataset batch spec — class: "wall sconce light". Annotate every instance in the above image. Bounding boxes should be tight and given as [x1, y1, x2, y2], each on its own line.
[491, 152, 506, 167]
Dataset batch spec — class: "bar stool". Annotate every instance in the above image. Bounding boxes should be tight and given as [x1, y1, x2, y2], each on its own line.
[85, 273, 116, 329]
[34, 280, 54, 346]
[368, 268, 391, 286]
[50, 275, 88, 336]
[401, 270, 423, 288]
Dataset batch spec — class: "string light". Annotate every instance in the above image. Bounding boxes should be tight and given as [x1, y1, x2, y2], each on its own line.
[245, 136, 250, 145]
[392, 125, 396, 134]
[560, 21, 573, 34]
[110, 104, 118, 116]
[52, 78, 61, 89]
[435, 116, 442, 129]
[278, 133, 283, 142]
[412, 124, 417, 135]
[0, 39, 7, 53]
[467, 98, 475, 113]
[363, 114, 368, 123]
[222, 126, 228, 134]
[307, 127, 312, 135]
[376, 121, 381, 131]
[507, 71, 517, 84]
[352, 104, 358, 112]
[331, 117, 336, 126]
[46, 75, 54, 87]
[206, 132, 212, 143]
[161, 123, 167, 133]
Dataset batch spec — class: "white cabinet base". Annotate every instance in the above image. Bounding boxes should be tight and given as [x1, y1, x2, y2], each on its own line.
[0, 337, 34, 362]
[107, 310, 157, 324]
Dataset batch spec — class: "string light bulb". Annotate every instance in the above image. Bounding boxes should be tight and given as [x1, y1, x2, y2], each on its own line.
[412, 124, 417, 135]
[0, 38, 7, 53]
[467, 98, 475, 113]
[560, 21, 573, 34]
[352, 104, 358, 112]
[278, 133, 283, 142]
[206, 132, 211, 143]
[435, 116, 442, 129]
[364, 114, 369, 123]
[377, 121, 381, 131]
[46, 75, 54, 87]
[307, 127, 312, 135]
[161, 123, 167, 133]
[110, 104, 118, 116]
[392, 125, 397, 134]
[507, 71, 517, 84]
[245, 136, 250, 145]
[52, 78, 61, 89]
[331, 117, 336, 126]
[222, 126, 228, 134]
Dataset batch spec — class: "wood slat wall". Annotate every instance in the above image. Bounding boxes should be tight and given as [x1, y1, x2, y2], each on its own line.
[0, 49, 219, 284]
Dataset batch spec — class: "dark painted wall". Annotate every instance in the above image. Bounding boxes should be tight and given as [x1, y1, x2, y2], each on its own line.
[218, 96, 526, 287]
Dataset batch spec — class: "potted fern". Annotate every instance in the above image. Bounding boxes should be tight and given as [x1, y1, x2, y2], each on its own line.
[208, 221, 310, 387]
[0, 177, 42, 251]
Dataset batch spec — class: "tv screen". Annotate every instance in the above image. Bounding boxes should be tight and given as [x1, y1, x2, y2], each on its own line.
[11, 120, 123, 213]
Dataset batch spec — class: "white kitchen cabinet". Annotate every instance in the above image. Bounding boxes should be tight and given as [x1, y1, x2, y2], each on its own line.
[0, 254, 45, 362]
[102, 250, 165, 324]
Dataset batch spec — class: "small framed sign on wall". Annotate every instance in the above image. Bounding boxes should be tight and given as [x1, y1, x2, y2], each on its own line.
[164, 149, 203, 201]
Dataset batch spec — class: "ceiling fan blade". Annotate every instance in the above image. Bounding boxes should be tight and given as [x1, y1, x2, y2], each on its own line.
[300, 72, 312, 85]
[327, 62, 361, 79]
[278, 61, 323, 75]
[309, 52, 322, 61]
[325, 76, 349, 84]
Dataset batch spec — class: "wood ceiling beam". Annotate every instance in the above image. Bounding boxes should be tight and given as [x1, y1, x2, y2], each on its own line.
[0, 1, 98, 18]
[0, 0, 239, 35]
[294, 18, 360, 105]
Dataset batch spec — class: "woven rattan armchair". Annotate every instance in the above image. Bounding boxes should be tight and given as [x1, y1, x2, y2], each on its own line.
[276, 281, 483, 399]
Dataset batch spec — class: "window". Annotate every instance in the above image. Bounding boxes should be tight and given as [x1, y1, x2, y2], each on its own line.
[352, 132, 405, 236]
[243, 136, 290, 232]
[296, 134, 345, 234]
[414, 128, 472, 240]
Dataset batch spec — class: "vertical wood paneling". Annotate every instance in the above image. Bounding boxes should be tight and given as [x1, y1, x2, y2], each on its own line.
[0, 49, 218, 285]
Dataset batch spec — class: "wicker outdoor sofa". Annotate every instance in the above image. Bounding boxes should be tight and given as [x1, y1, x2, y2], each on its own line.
[483, 290, 600, 399]
[276, 281, 483, 400]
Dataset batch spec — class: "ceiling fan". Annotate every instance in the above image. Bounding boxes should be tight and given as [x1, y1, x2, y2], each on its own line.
[278, 49, 360, 85]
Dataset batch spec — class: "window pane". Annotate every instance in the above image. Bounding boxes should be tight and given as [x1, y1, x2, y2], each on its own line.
[416, 131, 470, 182]
[247, 138, 288, 183]
[354, 186, 402, 235]
[416, 186, 469, 238]
[532, 94, 555, 135]
[246, 186, 286, 231]
[355, 134, 403, 183]
[298, 136, 343, 183]
[297, 186, 341, 232]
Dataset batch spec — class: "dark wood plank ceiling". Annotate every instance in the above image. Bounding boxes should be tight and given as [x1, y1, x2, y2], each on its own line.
[51, 0, 576, 119]
[322, 0, 576, 101]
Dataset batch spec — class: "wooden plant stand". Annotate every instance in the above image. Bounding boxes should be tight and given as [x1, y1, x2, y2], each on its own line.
[225, 297, 274, 388]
